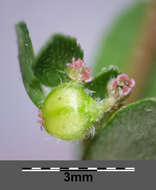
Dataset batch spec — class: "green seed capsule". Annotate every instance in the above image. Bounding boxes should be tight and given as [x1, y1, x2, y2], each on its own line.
[41, 82, 102, 140]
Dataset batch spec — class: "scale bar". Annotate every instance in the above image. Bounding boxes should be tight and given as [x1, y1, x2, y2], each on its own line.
[22, 167, 135, 172]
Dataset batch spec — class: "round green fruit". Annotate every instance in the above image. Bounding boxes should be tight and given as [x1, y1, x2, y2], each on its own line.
[41, 82, 102, 140]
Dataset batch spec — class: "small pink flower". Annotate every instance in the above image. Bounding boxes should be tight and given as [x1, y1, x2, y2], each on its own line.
[81, 71, 93, 82]
[108, 73, 135, 99]
[67, 57, 84, 70]
[117, 74, 135, 88]
[66, 57, 92, 83]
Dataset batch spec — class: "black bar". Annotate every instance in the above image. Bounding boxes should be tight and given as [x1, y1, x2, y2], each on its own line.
[41, 168, 50, 170]
[60, 170, 97, 172]
[116, 167, 125, 170]
[78, 167, 88, 170]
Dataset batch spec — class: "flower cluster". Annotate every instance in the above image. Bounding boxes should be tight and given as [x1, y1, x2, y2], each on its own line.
[66, 57, 92, 83]
[108, 73, 135, 100]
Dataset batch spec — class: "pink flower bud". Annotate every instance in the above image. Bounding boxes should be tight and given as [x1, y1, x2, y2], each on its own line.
[81, 71, 92, 82]
[67, 57, 84, 70]
[117, 74, 135, 88]
[66, 57, 92, 83]
[108, 73, 135, 100]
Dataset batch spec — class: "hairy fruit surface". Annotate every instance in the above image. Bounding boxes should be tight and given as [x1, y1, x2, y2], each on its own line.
[42, 82, 102, 140]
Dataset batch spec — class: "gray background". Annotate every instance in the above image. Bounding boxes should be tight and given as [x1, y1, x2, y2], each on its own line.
[0, 0, 142, 160]
[0, 161, 155, 189]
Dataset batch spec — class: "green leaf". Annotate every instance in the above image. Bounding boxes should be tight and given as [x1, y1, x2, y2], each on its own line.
[93, 2, 148, 76]
[34, 34, 84, 87]
[83, 98, 156, 160]
[85, 66, 120, 100]
[16, 22, 45, 108]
